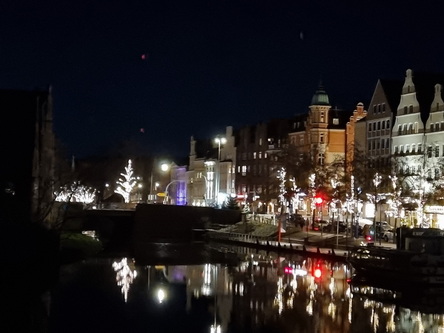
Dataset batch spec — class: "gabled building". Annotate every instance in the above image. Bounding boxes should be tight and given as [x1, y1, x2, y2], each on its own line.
[364, 78, 402, 168]
[392, 69, 444, 226]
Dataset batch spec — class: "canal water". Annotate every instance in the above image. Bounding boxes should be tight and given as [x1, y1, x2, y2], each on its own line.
[42, 242, 444, 332]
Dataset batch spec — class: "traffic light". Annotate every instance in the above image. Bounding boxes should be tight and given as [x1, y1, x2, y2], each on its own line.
[314, 196, 323, 206]
[284, 266, 294, 274]
[313, 264, 322, 279]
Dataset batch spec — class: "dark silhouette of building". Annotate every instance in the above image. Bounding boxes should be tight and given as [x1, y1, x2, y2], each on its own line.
[0, 87, 56, 224]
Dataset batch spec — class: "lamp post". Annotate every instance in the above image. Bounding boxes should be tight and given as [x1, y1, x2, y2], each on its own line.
[199, 174, 209, 206]
[164, 180, 180, 205]
[214, 136, 226, 207]
[330, 177, 340, 247]
[373, 172, 382, 244]
[149, 160, 170, 203]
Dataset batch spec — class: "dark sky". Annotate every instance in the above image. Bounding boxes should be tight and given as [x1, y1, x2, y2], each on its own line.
[1, 0, 443, 160]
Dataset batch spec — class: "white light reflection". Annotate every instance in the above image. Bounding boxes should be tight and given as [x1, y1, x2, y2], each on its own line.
[274, 276, 284, 314]
[156, 287, 166, 304]
[210, 324, 221, 333]
[112, 258, 137, 302]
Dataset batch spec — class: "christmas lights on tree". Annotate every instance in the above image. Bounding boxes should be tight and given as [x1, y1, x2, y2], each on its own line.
[115, 159, 137, 203]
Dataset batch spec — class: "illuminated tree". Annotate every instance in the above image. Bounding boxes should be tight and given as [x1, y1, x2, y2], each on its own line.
[54, 182, 96, 204]
[115, 159, 137, 203]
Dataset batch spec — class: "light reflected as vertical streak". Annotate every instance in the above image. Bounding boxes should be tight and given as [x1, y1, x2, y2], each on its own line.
[112, 258, 137, 302]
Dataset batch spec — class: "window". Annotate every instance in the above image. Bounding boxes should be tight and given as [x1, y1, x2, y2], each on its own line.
[409, 105, 414, 113]
[241, 165, 247, 176]
[431, 123, 434, 132]
[318, 153, 325, 165]
[403, 106, 408, 114]
[253, 152, 257, 159]
[333, 118, 339, 125]
[382, 103, 386, 112]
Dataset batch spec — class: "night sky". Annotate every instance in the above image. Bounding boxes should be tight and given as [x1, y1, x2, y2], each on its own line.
[1, 0, 443, 160]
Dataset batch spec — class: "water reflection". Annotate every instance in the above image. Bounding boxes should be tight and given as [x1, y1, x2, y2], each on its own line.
[49, 245, 444, 332]
[112, 258, 137, 302]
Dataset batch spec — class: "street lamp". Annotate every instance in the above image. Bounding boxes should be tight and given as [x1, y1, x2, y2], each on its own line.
[373, 172, 382, 244]
[199, 174, 209, 206]
[149, 160, 170, 203]
[214, 136, 226, 207]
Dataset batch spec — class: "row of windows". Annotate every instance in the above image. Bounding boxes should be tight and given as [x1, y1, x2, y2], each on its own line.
[368, 119, 391, 131]
[372, 103, 386, 114]
[393, 144, 443, 157]
[395, 165, 442, 180]
[397, 122, 419, 135]
[368, 138, 390, 150]
[402, 105, 415, 114]
[430, 122, 444, 132]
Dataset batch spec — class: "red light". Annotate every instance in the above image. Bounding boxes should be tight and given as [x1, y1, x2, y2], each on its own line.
[366, 235, 373, 241]
[284, 266, 293, 274]
[314, 268, 322, 278]
[314, 197, 323, 205]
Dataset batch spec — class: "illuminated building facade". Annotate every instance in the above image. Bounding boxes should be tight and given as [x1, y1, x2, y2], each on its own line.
[187, 126, 236, 207]
[391, 69, 444, 227]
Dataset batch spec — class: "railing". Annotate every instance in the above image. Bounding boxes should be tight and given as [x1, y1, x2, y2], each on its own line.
[207, 230, 349, 261]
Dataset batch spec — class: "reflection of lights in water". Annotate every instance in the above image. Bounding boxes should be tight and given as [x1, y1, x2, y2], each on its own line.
[274, 276, 284, 314]
[329, 277, 334, 297]
[156, 287, 167, 304]
[327, 303, 336, 320]
[236, 282, 244, 296]
[112, 258, 137, 302]
[202, 264, 213, 296]
[210, 324, 221, 333]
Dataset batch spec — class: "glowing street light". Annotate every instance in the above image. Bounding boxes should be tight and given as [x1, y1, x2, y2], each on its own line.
[149, 160, 170, 203]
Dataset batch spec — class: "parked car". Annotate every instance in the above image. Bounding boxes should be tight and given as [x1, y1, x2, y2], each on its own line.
[312, 219, 328, 231]
[382, 229, 395, 242]
[322, 221, 347, 233]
